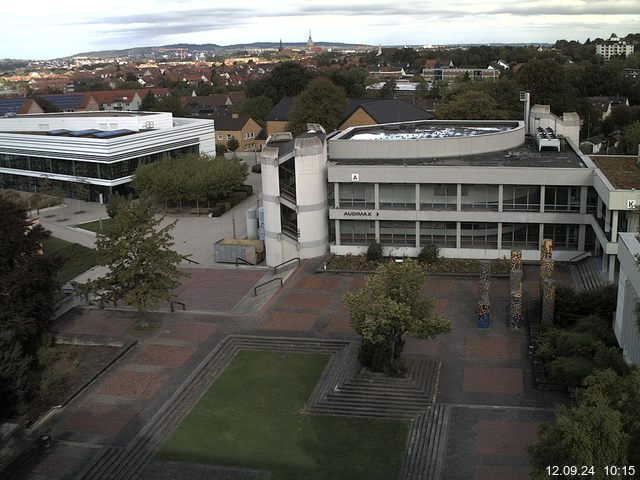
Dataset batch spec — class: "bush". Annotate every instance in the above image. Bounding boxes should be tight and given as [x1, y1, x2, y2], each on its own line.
[535, 327, 560, 362]
[554, 285, 618, 327]
[593, 346, 631, 376]
[209, 203, 227, 217]
[547, 356, 594, 388]
[366, 241, 383, 262]
[106, 192, 126, 218]
[555, 331, 601, 358]
[216, 143, 228, 154]
[38, 370, 66, 404]
[417, 245, 439, 264]
[571, 315, 617, 346]
[252, 164, 262, 174]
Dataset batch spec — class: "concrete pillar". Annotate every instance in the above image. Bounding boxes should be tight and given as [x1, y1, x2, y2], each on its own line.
[578, 224, 586, 251]
[497, 223, 503, 250]
[611, 210, 619, 242]
[375, 220, 380, 242]
[498, 184, 504, 213]
[374, 183, 379, 210]
[540, 185, 545, 213]
[415, 221, 420, 248]
[538, 223, 545, 248]
[597, 197, 603, 219]
[335, 220, 341, 246]
[609, 255, 616, 283]
[415, 184, 420, 211]
[456, 222, 461, 249]
[457, 184, 462, 211]
[579, 186, 588, 214]
[605, 207, 611, 233]
[334, 182, 340, 209]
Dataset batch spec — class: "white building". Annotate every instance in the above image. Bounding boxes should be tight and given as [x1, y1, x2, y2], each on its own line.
[596, 34, 635, 61]
[614, 233, 640, 366]
[259, 107, 640, 286]
[0, 111, 215, 201]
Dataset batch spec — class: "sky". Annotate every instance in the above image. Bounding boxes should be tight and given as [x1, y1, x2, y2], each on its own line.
[1, 0, 639, 60]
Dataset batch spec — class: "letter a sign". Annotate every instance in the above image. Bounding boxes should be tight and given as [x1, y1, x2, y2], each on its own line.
[351, 173, 360, 181]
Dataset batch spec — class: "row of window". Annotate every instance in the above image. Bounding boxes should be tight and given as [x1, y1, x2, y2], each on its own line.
[338, 220, 580, 250]
[336, 183, 586, 212]
[0, 145, 198, 180]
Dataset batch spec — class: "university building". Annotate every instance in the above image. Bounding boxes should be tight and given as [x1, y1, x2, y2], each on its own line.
[0, 111, 215, 201]
[259, 106, 639, 285]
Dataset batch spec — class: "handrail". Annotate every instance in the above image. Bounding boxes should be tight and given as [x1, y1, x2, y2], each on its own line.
[184, 257, 200, 265]
[235, 257, 253, 267]
[254, 277, 283, 296]
[273, 257, 300, 274]
[170, 300, 186, 312]
[569, 251, 592, 263]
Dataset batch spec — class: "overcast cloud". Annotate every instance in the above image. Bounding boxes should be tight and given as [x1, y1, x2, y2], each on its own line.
[1, 0, 638, 59]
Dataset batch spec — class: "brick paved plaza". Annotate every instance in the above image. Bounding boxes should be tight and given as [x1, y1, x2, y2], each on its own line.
[22, 259, 574, 479]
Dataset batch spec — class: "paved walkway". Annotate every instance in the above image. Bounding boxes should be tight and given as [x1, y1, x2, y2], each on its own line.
[20, 258, 575, 480]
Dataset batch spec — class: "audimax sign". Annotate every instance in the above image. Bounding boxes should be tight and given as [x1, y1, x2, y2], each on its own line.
[341, 210, 380, 217]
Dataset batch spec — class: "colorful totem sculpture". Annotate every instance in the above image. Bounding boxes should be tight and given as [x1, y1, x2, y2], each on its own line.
[542, 279, 556, 324]
[509, 250, 523, 329]
[539, 239, 556, 324]
[477, 261, 491, 329]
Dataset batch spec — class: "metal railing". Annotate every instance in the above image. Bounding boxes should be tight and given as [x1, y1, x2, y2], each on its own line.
[273, 257, 300, 274]
[235, 257, 253, 267]
[184, 257, 200, 265]
[569, 251, 592, 263]
[254, 277, 283, 296]
[170, 300, 186, 312]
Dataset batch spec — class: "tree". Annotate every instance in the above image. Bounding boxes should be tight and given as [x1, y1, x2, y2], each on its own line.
[0, 197, 58, 417]
[530, 397, 627, 479]
[435, 90, 508, 120]
[286, 77, 347, 135]
[140, 90, 158, 111]
[226, 136, 240, 152]
[618, 121, 640, 154]
[327, 65, 369, 97]
[516, 58, 578, 114]
[343, 260, 452, 373]
[379, 79, 397, 98]
[83, 200, 188, 325]
[245, 61, 314, 104]
[0, 196, 58, 352]
[238, 95, 273, 127]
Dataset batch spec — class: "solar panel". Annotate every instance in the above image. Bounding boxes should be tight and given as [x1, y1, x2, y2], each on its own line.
[93, 129, 135, 139]
[41, 94, 84, 109]
[69, 129, 101, 137]
[47, 129, 70, 136]
[0, 98, 25, 116]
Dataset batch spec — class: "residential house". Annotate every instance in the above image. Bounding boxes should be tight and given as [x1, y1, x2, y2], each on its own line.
[265, 97, 434, 137]
[588, 96, 630, 120]
[596, 34, 635, 61]
[0, 97, 43, 116]
[213, 113, 263, 152]
[35, 93, 99, 112]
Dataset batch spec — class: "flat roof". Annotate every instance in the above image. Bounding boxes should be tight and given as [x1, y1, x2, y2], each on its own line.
[339, 120, 519, 140]
[14, 111, 157, 118]
[329, 138, 586, 168]
[591, 155, 640, 189]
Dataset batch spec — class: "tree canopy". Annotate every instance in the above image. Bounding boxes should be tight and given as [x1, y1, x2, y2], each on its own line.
[245, 61, 314, 104]
[435, 90, 510, 120]
[83, 199, 188, 322]
[286, 77, 347, 136]
[343, 260, 452, 373]
[133, 154, 248, 211]
[0, 196, 59, 418]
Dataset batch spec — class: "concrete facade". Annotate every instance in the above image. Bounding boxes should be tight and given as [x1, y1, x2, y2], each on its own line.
[614, 233, 640, 366]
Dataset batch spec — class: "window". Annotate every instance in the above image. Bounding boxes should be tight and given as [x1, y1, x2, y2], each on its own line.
[340, 220, 376, 245]
[380, 221, 416, 246]
[461, 185, 499, 211]
[460, 223, 499, 248]
[227, 134, 232, 141]
[503, 185, 541, 211]
[339, 183, 375, 209]
[420, 222, 456, 247]
[544, 186, 580, 212]
[379, 184, 416, 210]
[217, 134, 223, 141]
[420, 184, 457, 210]
[502, 223, 540, 248]
[543, 224, 579, 250]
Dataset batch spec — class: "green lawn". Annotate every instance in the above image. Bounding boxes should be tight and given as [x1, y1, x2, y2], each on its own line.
[74, 218, 113, 233]
[42, 237, 98, 284]
[157, 351, 409, 480]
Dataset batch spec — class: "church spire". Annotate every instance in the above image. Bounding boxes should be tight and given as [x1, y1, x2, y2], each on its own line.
[307, 30, 314, 49]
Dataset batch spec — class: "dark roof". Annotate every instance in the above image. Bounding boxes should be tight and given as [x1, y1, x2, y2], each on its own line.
[0, 98, 27, 116]
[266, 96, 434, 124]
[211, 113, 251, 130]
[266, 97, 295, 121]
[39, 94, 86, 110]
[349, 99, 434, 124]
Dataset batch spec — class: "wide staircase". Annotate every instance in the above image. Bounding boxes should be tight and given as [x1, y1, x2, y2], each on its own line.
[572, 255, 608, 292]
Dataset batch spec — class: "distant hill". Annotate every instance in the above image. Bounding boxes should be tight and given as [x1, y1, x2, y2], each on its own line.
[69, 42, 373, 59]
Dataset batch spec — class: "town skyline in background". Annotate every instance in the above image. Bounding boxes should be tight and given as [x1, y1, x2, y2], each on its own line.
[1, 0, 639, 60]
